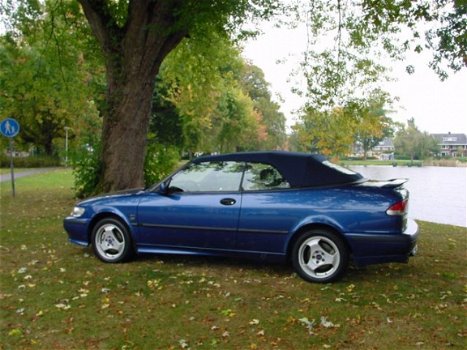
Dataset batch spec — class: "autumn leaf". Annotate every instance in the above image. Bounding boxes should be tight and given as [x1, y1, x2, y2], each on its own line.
[178, 339, 189, 349]
[8, 328, 23, 337]
[298, 317, 315, 334]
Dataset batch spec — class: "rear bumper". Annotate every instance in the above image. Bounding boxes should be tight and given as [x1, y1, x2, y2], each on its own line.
[346, 219, 419, 266]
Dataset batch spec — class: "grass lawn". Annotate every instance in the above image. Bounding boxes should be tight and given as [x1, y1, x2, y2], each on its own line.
[1, 170, 466, 349]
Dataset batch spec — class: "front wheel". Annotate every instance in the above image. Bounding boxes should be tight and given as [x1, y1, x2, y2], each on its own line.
[91, 218, 133, 263]
[292, 230, 349, 283]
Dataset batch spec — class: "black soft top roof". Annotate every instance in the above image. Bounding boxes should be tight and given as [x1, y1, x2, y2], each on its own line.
[194, 151, 363, 188]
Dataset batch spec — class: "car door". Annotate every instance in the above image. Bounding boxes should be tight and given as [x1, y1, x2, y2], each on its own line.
[237, 162, 298, 254]
[137, 161, 244, 250]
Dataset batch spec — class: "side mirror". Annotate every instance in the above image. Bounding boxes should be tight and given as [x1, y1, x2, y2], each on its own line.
[158, 181, 168, 195]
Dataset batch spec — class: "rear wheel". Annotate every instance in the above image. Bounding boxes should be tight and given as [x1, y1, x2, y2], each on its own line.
[91, 218, 133, 263]
[292, 229, 349, 283]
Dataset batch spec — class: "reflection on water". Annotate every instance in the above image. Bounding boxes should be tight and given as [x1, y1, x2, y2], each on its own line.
[350, 166, 467, 228]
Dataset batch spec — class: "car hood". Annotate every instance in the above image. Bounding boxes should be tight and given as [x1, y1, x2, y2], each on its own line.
[77, 188, 146, 206]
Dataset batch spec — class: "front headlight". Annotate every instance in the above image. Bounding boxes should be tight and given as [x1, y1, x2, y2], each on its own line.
[71, 206, 85, 217]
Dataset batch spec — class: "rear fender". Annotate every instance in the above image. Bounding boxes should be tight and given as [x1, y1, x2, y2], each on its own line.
[286, 215, 348, 255]
[290, 215, 345, 235]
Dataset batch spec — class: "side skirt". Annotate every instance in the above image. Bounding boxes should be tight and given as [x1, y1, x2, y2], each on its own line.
[136, 244, 287, 263]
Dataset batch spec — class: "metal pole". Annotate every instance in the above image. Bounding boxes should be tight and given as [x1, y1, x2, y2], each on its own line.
[65, 127, 69, 167]
[9, 138, 15, 197]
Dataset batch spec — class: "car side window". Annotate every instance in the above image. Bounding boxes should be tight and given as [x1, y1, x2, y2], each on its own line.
[242, 163, 290, 191]
[169, 161, 244, 192]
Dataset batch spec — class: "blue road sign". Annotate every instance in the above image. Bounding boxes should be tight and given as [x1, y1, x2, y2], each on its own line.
[0, 118, 20, 138]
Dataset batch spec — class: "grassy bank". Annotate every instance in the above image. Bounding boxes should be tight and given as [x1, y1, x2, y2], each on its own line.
[1, 170, 466, 349]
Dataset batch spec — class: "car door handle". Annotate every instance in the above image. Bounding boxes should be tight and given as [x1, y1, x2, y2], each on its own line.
[220, 198, 236, 206]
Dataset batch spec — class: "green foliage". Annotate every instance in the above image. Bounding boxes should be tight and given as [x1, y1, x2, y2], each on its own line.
[155, 31, 284, 154]
[351, 91, 396, 158]
[239, 64, 287, 149]
[291, 90, 396, 159]
[2, 0, 463, 192]
[70, 135, 102, 199]
[159, 30, 245, 153]
[71, 135, 180, 197]
[144, 141, 180, 187]
[0, 0, 102, 156]
[0, 154, 60, 168]
[216, 87, 260, 153]
[394, 118, 440, 160]
[150, 78, 185, 149]
[292, 107, 355, 157]
[422, 0, 466, 79]
[293, 0, 466, 109]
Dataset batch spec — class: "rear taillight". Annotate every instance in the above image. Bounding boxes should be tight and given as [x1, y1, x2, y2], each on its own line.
[386, 199, 408, 216]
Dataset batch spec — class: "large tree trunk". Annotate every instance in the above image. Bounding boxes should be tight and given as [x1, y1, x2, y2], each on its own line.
[78, 0, 187, 192]
[100, 76, 155, 190]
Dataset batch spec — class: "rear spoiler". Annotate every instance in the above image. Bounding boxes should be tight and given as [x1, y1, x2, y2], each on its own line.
[360, 178, 408, 189]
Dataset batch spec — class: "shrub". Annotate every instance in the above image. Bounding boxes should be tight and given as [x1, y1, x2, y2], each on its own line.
[70, 131, 180, 197]
[144, 142, 180, 187]
[70, 139, 102, 198]
[0, 154, 60, 168]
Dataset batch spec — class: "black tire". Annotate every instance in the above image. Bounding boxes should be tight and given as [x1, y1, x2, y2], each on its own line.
[91, 218, 134, 263]
[292, 229, 349, 283]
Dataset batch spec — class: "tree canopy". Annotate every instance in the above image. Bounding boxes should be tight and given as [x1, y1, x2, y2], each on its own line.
[0, 0, 465, 194]
[394, 118, 439, 160]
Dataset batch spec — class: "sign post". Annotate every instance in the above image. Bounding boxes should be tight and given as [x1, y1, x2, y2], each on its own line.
[0, 118, 20, 197]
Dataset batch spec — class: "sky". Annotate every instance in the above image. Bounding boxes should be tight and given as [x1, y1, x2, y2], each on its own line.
[242, 21, 467, 135]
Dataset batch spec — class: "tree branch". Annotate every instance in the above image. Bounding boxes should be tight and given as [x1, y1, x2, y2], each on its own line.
[149, 29, 188, 74]
[77, 0, 122, 55]
[123, 0, 188, 77]
[124, 0, 152, 45]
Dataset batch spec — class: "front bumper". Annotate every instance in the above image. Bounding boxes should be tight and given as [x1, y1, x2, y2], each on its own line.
[63, 216, 91, 246]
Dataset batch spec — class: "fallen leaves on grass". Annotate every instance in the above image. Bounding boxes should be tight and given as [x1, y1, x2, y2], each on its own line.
[320, 316, 339, 328]
[220, 308, 235, 318]
[147, 279, 162, 290]
[8, 328, 23, 337]
[298, 317, 315, 334]
[178, 338, 189, 349]
[55, 301, 71, 310]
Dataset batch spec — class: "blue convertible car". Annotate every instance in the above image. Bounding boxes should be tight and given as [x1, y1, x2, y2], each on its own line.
[64, 151, 418, 282]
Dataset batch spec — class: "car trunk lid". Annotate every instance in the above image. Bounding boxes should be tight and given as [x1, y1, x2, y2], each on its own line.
[358, 178, 408, 189]
[356, 178, 410, 232]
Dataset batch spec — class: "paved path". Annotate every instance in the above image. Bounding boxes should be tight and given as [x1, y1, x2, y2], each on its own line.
[0, 167, 62, 183]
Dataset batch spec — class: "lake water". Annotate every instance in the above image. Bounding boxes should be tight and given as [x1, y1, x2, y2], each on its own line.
[350, 166, 467, 228]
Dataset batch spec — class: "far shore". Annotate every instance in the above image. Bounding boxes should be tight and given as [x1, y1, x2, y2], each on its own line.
[341, 159, 467, 167]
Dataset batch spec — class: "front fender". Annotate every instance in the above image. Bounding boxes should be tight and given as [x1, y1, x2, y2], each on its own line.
[88, 205, 136, 238]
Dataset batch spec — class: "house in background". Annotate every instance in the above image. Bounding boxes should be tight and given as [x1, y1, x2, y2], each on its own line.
[431, 132, 467, 157]
[351, 138, 395, 160]
[372, 138, 395, 160]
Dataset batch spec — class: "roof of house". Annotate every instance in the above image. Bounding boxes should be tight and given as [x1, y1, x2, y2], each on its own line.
[194, 151, 363, 188]
[431, 133, 467, 145]
[376, 138, 394, 147]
